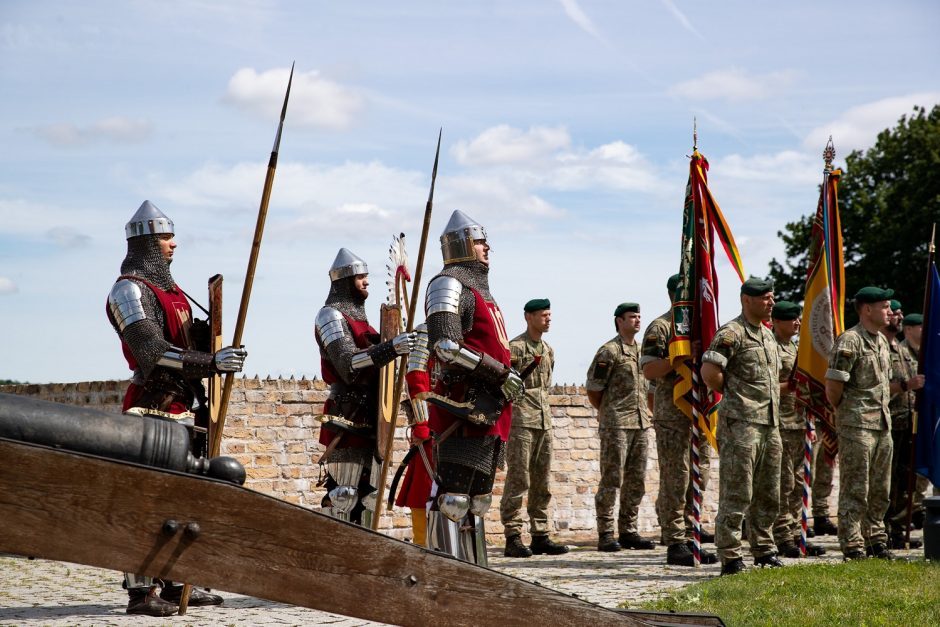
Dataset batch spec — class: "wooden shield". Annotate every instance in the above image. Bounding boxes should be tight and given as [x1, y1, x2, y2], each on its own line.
[375, 303, 401, 461]
[207, 274, 224, 456]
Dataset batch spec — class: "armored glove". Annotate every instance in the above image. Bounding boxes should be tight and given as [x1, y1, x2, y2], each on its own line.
[392, 331, 418, 355]
[501, 369, 524, 402]
[214, 346, 247, 373]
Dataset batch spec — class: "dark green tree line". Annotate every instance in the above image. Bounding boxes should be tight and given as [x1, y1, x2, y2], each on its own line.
[769, 105, 940, 321]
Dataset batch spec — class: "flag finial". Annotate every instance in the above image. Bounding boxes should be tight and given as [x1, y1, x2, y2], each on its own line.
[823, 136, 836, 172]
[693, 117, 698, 151]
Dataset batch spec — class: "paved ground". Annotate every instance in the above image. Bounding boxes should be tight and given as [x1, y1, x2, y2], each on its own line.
[0, 531, 923, 626]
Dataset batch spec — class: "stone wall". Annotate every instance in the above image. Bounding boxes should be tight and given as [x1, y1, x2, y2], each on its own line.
[3, 378, 753, 544]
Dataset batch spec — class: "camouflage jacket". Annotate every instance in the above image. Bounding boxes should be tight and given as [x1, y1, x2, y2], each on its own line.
[825, 324, 891, 430]
[888, 336, 917, 429]
[776, 335, 802, 430]
[702, 314, 781, 426]
[509, 332, 554, 430]
[586, 335, 651, 430]
[640, 311, 686, 423]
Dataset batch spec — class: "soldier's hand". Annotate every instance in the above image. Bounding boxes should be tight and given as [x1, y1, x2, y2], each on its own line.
[214, 346, 248, 373]
[908, 374, 925, 391]
[501, 369, 524, 401]
[392, 331, 418, 355]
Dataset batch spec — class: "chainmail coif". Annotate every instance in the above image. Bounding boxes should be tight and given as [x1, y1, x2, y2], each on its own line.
[120, 234, 176, 290]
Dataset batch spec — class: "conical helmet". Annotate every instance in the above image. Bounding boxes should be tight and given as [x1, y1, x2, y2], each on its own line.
[329, 248, 369, 281]
[125, 200, 174, 239]
[440, 210, 486, 264]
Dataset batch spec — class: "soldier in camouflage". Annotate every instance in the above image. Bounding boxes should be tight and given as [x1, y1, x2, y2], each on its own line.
[701, 277, 783, 575]
[825, 287, 923, 560]
[770, 301, 826, 558]
[586, 302, 655, 552]
[501, 298, 570, 557]
[641, 274, 717, 566]
[883, 302, 923, 548]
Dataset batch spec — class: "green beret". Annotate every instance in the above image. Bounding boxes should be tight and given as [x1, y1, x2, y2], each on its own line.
[614, 302, 640, 317]
[667, 273, 681, 294]
[854, 286, 894, 304]
[890, 299, 903, 312]
[741, 277, 774, 296]
[772, 301, 802, 321]
[903, 313, 924, 326]
[524, 298, 550, 313]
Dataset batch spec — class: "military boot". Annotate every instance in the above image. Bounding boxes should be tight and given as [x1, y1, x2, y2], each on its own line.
[776, 539, 801, 558]
[867, 543, 897, 560]
[720, 557, 746, 576]
[754, 554, 784, 568]
[160, 583, 224, 607]
[597, 533, 621, 552]
[126, 587, 178, 616]
[503, 534, 533, 558]
[530, 535, 570, 555]
[683, 540, 717, 564]
[618, 532, 655, 550]
[813, 517, 838, 536]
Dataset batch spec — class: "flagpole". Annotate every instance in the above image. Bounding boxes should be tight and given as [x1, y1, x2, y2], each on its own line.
[690, 368, 704, 568]
[904, 222, 936, 546]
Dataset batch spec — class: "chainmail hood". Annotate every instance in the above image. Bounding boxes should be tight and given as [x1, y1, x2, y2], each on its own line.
[120, 235, 176, 291]
[439, 260, 493, 301]
[325, 276, 368, 321]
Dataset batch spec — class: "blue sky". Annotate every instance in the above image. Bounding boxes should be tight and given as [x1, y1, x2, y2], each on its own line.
[1, 1, 938, 385]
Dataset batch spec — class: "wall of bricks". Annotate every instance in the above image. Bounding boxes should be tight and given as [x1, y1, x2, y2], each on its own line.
[3, 379, 834, 545]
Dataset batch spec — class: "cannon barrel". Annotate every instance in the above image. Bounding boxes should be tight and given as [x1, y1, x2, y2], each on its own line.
[0, 392, 244, 484]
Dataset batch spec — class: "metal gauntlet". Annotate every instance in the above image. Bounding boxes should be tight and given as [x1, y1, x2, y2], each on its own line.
[157, 345, 247, 378]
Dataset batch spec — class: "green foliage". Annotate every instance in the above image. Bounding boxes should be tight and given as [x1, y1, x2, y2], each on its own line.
[769, 105, 940, 323]
[0, 379, 23, 385]
[636, 559, 940, 626]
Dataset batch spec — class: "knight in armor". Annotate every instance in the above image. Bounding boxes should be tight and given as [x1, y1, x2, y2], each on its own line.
[315, 248, 416, 526]
[423, 210, 522, 566]
[106, 200, 247, 616]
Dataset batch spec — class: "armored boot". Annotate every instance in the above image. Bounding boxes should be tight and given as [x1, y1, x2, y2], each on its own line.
[160, 583, 224, 606]
[126, 587, 178, 616]
[504, 534, 533, 558]
[530, 535, 570, 555]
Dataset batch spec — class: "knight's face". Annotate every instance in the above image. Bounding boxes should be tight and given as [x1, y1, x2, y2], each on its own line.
[473, 239, 490, 266]
[157, 234, 176, 263]
[353, 274, 369, 299]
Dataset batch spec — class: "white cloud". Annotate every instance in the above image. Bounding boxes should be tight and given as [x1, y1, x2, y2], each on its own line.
[31, 117, 152, 147]
[453, 125, 571, 166]
[0, 277, 17, 294]
[803, 92, 940, 155]
[558, 0, 611, 49]
[711, 150, 819, 185]
[670, 68, 799, 102]
[46, 227, 92, 249]
[0, 198, 108, 238]
[223, 67, 364, 130]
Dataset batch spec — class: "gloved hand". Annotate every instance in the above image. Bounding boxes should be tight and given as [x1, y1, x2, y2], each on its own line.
[214, 346, 248, 372]
[501, 369, 524, 401]
[392, 331, 418, 355]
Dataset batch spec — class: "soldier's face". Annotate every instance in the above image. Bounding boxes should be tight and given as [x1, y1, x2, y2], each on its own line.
[745, 292, 775, 321]
[353, 273, 369, 299]
[157, 234, 176, 263]
[774, 317, 800, 338]
[864, 300, 891, 328]
[618, 312, 641, 334]
[906, 324, 922, 345]
[887, 309, 902, 332]
[473, 239, 490, 266]
[526, 309, 551, 333]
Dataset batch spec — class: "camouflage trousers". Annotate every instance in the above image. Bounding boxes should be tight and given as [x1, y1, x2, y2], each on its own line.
[595, 427, 649, 536]
[812, 445, 836, 519]
[773, 429, 806, 544]
[715, 417, 782, 563]
[837, 425, 892, 552]
[886, 423, 913, 536]
[653, 419, 712, 546]
[500, 424, 553, 537]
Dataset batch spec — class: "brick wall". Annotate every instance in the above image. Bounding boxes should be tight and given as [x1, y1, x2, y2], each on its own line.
[6, 378, 835, 545]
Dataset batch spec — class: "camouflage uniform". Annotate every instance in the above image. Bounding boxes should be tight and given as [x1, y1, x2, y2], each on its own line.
[826, 324, 893, 553]
[885, 336, 917, 535]
[641, 311, 712, 547]
[587, 337, 651, 537]
[812, 448, 836, 522]
[772, 336, 806, 545]
[703, 315, 782, 563]
[500, 332, 555, 538]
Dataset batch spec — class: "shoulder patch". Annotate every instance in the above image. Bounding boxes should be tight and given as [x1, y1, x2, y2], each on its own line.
[593, 361, 610, 379]
[839, 349, 852, 357]
[720, 336, 734, 347]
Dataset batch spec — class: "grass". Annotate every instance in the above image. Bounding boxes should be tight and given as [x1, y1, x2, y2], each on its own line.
[634, 559, 940, 626]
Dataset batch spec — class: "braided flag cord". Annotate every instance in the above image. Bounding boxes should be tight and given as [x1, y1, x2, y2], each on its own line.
[800, 416, 815, 556]
[690, 369, 705, 565]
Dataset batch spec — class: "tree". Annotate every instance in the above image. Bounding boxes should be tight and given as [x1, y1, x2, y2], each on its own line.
[769, 105, 940, 322]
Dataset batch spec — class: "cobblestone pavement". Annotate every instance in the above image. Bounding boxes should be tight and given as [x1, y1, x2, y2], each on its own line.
[0, 531, 923, 626]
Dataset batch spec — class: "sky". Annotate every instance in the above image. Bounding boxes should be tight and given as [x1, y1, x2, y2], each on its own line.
[1, 1, 938, 385]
